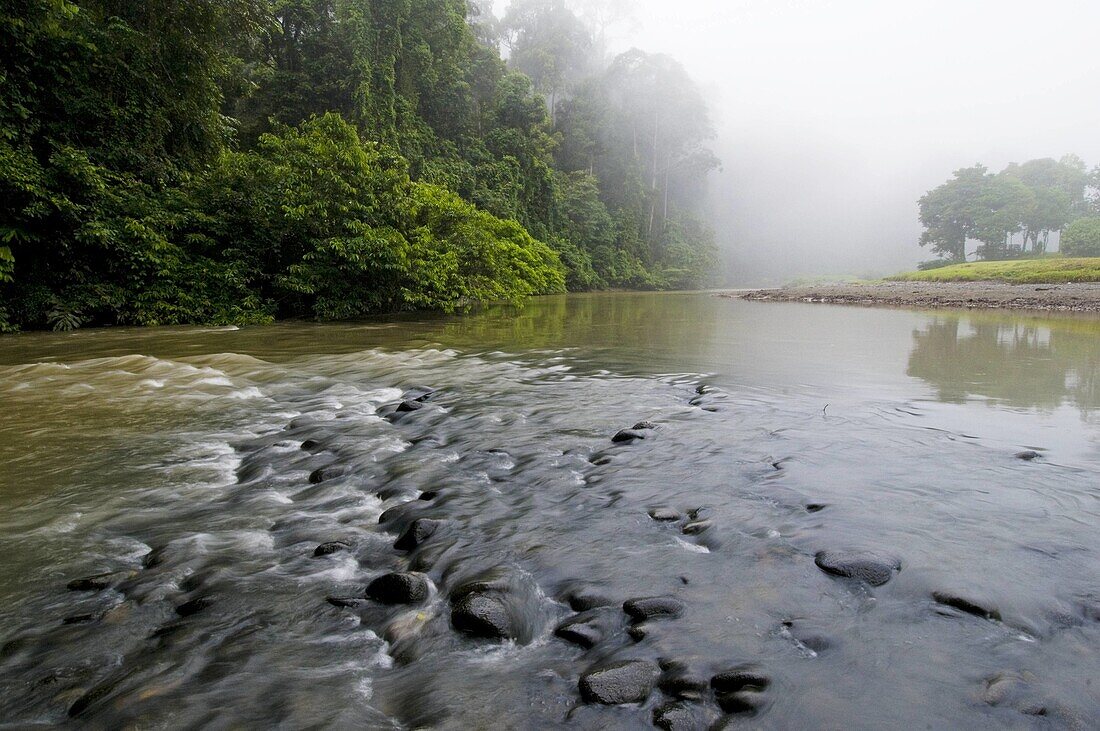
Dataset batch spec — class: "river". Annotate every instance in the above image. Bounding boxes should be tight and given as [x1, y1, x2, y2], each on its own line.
[0, 292, 1097, 729]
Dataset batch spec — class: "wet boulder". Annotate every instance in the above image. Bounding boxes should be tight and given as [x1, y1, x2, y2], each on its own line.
[648, 507, 681, 522]
[366, 572, 430, 605]
[66, 575, 112, 592]
[658, 659, 711, 700]
[633, 421, 658, 430]
[313, 541, 352, 557]
[326, 596, 367, 610]
[402, 386, 437, 402]
[579, 659, 660, 705]
[175, 596, 215, 617]
[564, 586, 614, 612]
[308, 466, 345, 484]
[804, 503, 827, 513]
[612, 429, 647, 444]
[623, 596, 685, 623]
[681, 519, 713, 535]
[451, 592, 513, 640]
[1015, 450, 1041, 461]
[652, 701, 720, 731]
[394, 518, 445, 552]
[712, 665, 771, 715]
[396, 400, 425, 413]
[932, 592, 1001, 621]
[554, 609, 615, 649]
[300, 439, 322, 451]
[814, 550, 900, 586]
[449, 570, 543, 644]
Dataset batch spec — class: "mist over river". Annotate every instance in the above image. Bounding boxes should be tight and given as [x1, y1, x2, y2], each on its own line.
[1, 293, 1098, 729]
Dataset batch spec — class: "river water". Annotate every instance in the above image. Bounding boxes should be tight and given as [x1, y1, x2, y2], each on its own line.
[0, 293, 1097, 729]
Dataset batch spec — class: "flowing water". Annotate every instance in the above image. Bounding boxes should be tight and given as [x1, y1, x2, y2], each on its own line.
[0, 293, 1098, 729]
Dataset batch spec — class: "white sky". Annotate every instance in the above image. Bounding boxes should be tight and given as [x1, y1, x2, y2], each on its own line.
[497, 0, 1100, 281]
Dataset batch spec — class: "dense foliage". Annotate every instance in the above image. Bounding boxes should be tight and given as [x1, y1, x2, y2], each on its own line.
[0, 0, 720, 331]
[1060, 217, 1100, 258]
[918, 156, 1098, 262]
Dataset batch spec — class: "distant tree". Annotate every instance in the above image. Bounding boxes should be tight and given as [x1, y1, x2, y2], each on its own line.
[1060, 217, 1100, 257]
[917, 165, 989, 261]
[1000, 156, 1088, 253]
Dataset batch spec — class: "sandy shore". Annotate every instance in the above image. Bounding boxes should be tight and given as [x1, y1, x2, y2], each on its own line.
[727, 281, 1100, 313]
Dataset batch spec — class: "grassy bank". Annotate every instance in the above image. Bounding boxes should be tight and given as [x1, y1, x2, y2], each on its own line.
[887, 258, 1100, 284]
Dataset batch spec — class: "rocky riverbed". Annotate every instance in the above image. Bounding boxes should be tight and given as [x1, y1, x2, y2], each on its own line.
[730, 280, 1100, 312]
[1, 295, 1098, 728]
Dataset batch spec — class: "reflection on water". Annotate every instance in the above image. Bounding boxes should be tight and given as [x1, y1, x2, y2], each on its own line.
[0, 294, 1098, 728]
[908, 313, 1100, 412]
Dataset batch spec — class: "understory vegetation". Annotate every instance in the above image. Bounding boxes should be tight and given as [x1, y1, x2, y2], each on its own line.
[0, 0, 719, 331]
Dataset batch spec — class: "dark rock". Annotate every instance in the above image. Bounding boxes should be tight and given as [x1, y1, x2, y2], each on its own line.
[933, 592, 1002, 621]
[313, 541, 351, 557]
[396, 400, 425, 413]
[715, 689, 768, 715]
[623, 596, 685, 623]
[300, 439, 321, 451]
[652, 701, 719, 731]
[63, 613, 97, 625]
[658, 660, 711, 700]
[633, 421, 658, 430]
[612, 429, 647, 444]
[418, 490, 440, 501]
[176, 596, 215, 617]
[394, 518, 444, 551]
[579, 659, 660, 705]
[814, 550, 900, 586]
[711, 664, 771, 693]
[366, 572, 430, 605]
[402, 386, 436, 402]
[1015, 450, 1041, 461]
[695, 384, 713, 395]
[66, 575, 111, 592]
[309, 466, 343, 484]
[648, 507, 681, 522]
[451, 592, 513, 640]
[554, 610, 610, 649]
[628, 624, 648, 642]
[687, 506, 713, 521]
[326, 596, 367, 610]
[681, 519, 713, 535]
[589, 454, 613, 466]
[805, 503, 827, 513]
[566, 587, 614, 612]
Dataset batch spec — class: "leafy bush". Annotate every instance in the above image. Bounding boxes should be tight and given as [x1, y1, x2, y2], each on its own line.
[1060, 218, 1100, 257]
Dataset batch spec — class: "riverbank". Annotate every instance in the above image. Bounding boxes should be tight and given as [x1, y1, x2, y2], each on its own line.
[730, 280, 1100, 312]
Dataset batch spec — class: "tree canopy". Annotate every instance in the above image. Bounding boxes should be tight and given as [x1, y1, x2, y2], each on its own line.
[0, 0, 722, 331]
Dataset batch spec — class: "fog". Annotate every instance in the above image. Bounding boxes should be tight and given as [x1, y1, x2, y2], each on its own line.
[498, 0, 1100, 283]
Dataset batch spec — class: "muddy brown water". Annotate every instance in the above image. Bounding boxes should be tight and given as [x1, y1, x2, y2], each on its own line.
[0, 293, 1098, 729]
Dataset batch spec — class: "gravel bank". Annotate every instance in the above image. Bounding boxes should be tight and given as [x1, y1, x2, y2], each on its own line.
[728, 281, 1100, 313]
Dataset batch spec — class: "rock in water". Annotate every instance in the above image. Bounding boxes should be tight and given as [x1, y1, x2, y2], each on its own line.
[814, 550, 900, 586]
[932, 592, 1002, 621]
[658, 660, 711, 700]
[652, 701, 719, 731]
[612, 429, 647, 443]
[648, 507, 681, 522]
[623, 595, 685, 622]
[711, 665, 771, 693]
[313, 541, 351, 557]
[366, 572, 430, 605]
[451, 592, 514, 640]
[579, 659, 660, 704]
[633, 421, 658, 430]
[1015, 450, 1041, 461]
[393, 518, 444, 551]
[396, 400, 425, 413]
[554, 610, 613, 649]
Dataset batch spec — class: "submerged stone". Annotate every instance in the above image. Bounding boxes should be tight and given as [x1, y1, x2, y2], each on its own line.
[814, 550, 899, 586]
[565, 587, 614, 612]
[366, 572, 430, 605]
[394, 519, 444, 552]
[313, 541, 351, 557]
[711, 664, 771, 693]
[1015, 450, 1041, 461]
[579, 659, 660, 705]
[554, 610, 610, 649]
[648, 507, 681, 522]
[175, 596, 215, 617]
[652, 701, 719, 731]
[658, 660, 711, 700]
[681, 519, 713, 535]
[633, 421, 658, 430]
[623, 595, 685, 622]
[612, 429, 647, 443]
[451, 592, 514, 640]
[932, 592, 1002, 621]
[396, 400, 425, 413]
